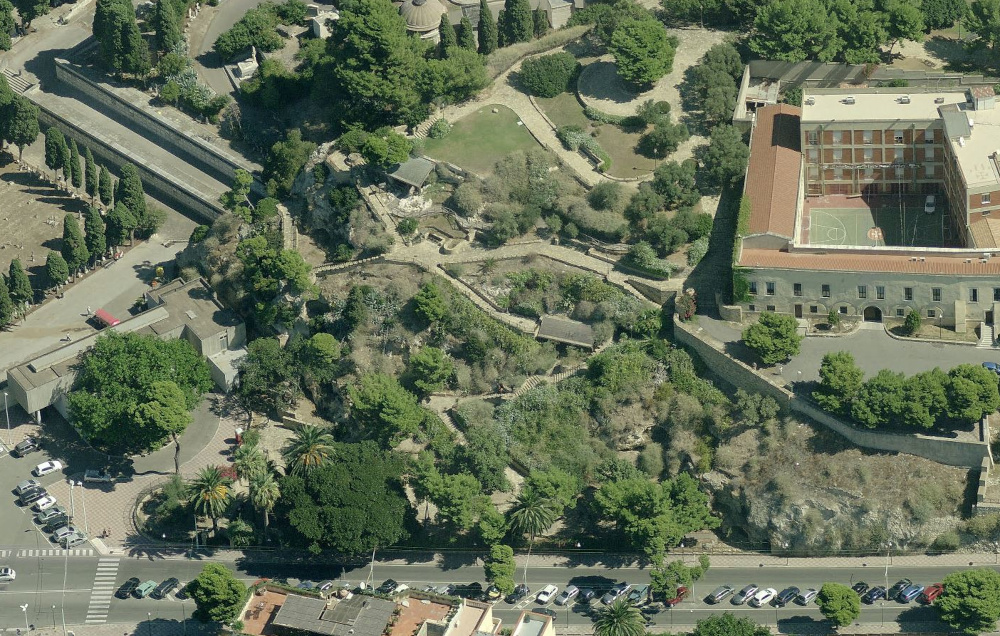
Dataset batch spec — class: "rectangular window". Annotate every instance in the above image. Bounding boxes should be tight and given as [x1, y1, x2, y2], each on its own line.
[923, 147, 932, 162]
[839, 306, 848, 314]
[864, 168, 874, 178]
[926, 164, 935, 177]
[970, 288, 979, 302]
[985, 193, 993, 205]
[793, 283, 802, 297]
[904, 287, 913, 301]
[895, 165, 904, 178]
[925, 133, 934, 144]
[822, 284, 831, 298]
[766, 305, 776, 312]
[863, 149, 873, 162]
[876, 286, 885, 300]
[896, 308, 905, 317]
[994, 287, 1000, 302]
[894, 130, 904, 144]
[748, 304, 756, 312]
[766, 282, 775, 296]
[858, 285, 867, 299]
[807, 149, 819, 163]
[808, 166, 819, 180]
[863, 130, 873, 144]
[927, 309, 936, 318]
[808, 131, 818, 145]
[932, 288, 941, 302]
[832, 149, 843, 163]
[810, 305, 819, 314]
[749, 282, 758, 295]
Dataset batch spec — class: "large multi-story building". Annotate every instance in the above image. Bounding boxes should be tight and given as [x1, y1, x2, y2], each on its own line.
[733, 83, 1000, 334]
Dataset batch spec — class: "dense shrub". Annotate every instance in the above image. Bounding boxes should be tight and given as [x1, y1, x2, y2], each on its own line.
[214, 4, 284, 61]
[687, 236, 709, 266]
[428, 119, 452, 139]
[449, 183, 484, 216]
[518, 52, 580, 97]
[556, 125, 611, 172]
[622, 242, 675, 278]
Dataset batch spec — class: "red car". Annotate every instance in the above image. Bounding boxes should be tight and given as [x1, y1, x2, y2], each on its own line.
[666, 586, 690, 607]
[918, 584, 944, 604]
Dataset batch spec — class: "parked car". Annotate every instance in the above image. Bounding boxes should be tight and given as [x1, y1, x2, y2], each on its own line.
[732, 584, 759, 606]
[13, 438, 40, 457]
[482, 584, 501, 602]
[851, 582, 869, 596]
[578, 589, 596, 603]
[774, 587, 800, 607]
[15, 479, 41, 496]
[33, 460, 64, 477]
[536, 585, 558, 604]
[918, 584, 944, 604]
[376, 579, 398, 595]
[83, 469, 115, 483]
[795, 589, 819, 605]
[505, 584, 530, 604]
[61, 532, 88, 548]
[0, 567, 15, 583]
[452, 583, 481, 599]
[924, 195, 936, 215]
[862, 586, 887, 604]
[601, 583, 629, 605]
[555, 585, 579, 606]
[898, 584, 924, 603]
[44, 517, 71, 533]
[317, 581, 337, 597]
[20, 489, 48, 506]
[152, 578, 180, 599]
[35, 505, 67, 525]
[706, 585, 735, 604]
[984, 362, 1000, 375]
[32, 494, 57, 511]
[627, 584, 649, 606]
[750, 588, 777, 607]
[533, 608, 557, 618]
[888, 579, 912, 601]
[665, 587, 690, 607]
[116, 577, 141, 599]
[297, 580, 318, 591]
[133, 580, 157, 599]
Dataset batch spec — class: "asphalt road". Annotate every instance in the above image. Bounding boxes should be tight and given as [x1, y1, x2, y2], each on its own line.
[0, 554, 970, 631]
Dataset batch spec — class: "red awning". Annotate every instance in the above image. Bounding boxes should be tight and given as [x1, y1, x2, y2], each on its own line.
[94, 308, 120, 327]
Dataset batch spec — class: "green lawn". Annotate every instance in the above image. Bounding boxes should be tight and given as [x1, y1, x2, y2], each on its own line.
[423, 105, 542, 176]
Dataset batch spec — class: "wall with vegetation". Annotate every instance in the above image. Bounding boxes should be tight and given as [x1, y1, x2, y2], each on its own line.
[673, 315, 992, 468]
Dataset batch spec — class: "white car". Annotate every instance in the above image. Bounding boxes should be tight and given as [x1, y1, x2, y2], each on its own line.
[924, 195, 936, 214]
[33, 460, 64, 477]
[750, 588, 778, 607]
[0, 567, 14, 582]
[51, 525, 80, 542]
[32, 495, 57, 511]
[536, 584, 559, 604]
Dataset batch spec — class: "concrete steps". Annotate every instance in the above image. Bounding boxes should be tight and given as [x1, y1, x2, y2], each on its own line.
[1, 69, 34, 94]
[977, 323, 995, 349]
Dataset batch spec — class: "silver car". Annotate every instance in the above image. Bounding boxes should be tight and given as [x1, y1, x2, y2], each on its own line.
[51, 525, 80, 543]
[60, 532, 88, 548]
[555, 585, 579, 606]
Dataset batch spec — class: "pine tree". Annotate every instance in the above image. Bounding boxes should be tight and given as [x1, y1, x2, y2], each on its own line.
[84, 146, 98, 201]
[457, 16, 476, 51]
[0, 275, 14, 329]
[69, 139, 82, 189]
[478, 0, 498, 54]
[502, 0, 533, 44]
[61, 213, 90, 277]
[7, 259, 32, 312]
[98, 165, 114, 207]
[438, 14, 457, 57]
[153, 0, 181, 54]
[44, 127, 66, 182]
[84, 206, 107, 265]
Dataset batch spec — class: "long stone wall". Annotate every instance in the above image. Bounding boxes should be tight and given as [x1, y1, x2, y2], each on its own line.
[673, 315, 992, 469]
[34, 107, 224, 221]
[54, 59, 254, 189]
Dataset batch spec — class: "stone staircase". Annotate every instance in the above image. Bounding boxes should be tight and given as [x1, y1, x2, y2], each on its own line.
[411, 117, 437, 140]
[977, 322, 996, 349]
[2, 68, 35, 94]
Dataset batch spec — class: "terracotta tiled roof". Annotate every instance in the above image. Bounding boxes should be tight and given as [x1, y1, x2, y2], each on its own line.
[970, 217, 1000, 249]
[971, 85, 996, 98]
[743, 104, 802, 239]
[739, 247, 1000, 275]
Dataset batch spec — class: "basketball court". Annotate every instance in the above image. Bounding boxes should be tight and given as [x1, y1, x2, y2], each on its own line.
[803, 195, 947, 248]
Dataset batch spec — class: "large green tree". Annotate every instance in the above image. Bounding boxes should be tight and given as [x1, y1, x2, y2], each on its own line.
[135, 380, 192, 473]
[0, 0, 14, 50]
[84, 147, 98, 201]
[263, 129, 316, 198]
[189, 563, 247, 623]
[501, 0, 533, 44]
[817, 582, 860, 628]
[98, 165, 114, 207]
[883, 0, 925, 55]
[478, 0, 498, 54]
[851, 369, 906, 428]
[348, 372, 426, 446]
[249, 470, 281, 529]
[105, 202, 135, 248]
[742, 311, 802, 365]
[405, 346, 454, 397]
[609, 17, 676, 89]
[7, 259, 32, 313]
[84, 206, 107, 265]
[749, 0, 841, 61]
[6, 97, 39, 161]
[61, 213, 90, 277]
[189, 465, 233, 531]
[12, 0, 49, 29]
[457, 16, 477, 51]
[115, 162, 148, 237]
[44, 251, 69, 291]
[93, 0, 150, 76]
[690, 614, 770, 636]
[44, 127, 67, 182]
[967, 0, 1000, 51]
[484, 544, 516, 595]
[813, 351, 864, 416]
[936, 568, 1000, 634]
[67, 331, 213, 454]
[281, 424, 335, 475]
[277, 441, 410, 554]
[153, 0, 182, 54]
[508, 489, 557, 582]
[438, 14, 457, 56]
[594, 598, 644, 636]
[695, 124, 749, 190]
[0, 276, 14, 329]
[947, 364, 1000, 423]
[68, 139, 82, 189]
[236, 337, 299, 417]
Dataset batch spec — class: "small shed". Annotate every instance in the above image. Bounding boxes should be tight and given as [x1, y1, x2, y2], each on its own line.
[387, 157, 436, 194]
[535, 315, 595, 350]
[970, 85, 996, 111]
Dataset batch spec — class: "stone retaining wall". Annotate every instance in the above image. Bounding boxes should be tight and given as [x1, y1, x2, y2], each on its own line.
[673, 315, 993, 469]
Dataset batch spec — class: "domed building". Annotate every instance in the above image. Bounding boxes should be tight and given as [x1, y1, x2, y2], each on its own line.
[399, 0, 450, 41]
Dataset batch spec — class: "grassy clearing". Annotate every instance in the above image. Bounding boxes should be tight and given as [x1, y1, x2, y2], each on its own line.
[885, 318, 979, 343]
[423, 105, 542, 176]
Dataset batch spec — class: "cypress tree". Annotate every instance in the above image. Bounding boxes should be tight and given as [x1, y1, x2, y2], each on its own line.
[44, 251, 69, 291]
[0, 275, 14, 329]
[496, 9, 506, 47]
[532, 9, 548, 37]
[44, 127, 65, 182]
[502, 0, 533, 44]
[438, 14, 457, 57]
[115, 162, 146, 237]
[8, 96, 39, 161]
[84, 206, 107, 265]
[8, 259, 32, 310]
[477, 0, 498, 54]
[69, 139, 82, 189]
[84, 146, 97, 201]
[105, 201, 136, 248]
[61, 213, 90, 277]
[457, 17, 476, 51]
[153, 0, 181, 54]
[98, 165, 114, 207]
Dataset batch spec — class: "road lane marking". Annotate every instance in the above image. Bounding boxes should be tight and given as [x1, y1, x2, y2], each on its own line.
[16, 549, 94, 557]
[84, 557, 119, 624]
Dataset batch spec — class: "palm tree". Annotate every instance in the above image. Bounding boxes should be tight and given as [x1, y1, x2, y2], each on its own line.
[249, 471, 281, 529]
[507, 490, 556, 584]
[189, 466, 233, 532]
[281, 425, 335, 475]
[234, 442, 266, 484]
[594, 598, 644, 636]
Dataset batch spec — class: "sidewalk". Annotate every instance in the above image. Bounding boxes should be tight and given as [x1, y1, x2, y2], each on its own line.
[0, 622, 214, 636]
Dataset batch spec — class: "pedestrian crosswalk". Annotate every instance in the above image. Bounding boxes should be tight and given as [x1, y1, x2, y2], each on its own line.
[86, 558, 120, 624]
[16, 548, 94, 557]
[0, 550, 9, 558]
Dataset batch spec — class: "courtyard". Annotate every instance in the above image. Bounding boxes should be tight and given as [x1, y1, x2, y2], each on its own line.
[802, 193, 949, 247]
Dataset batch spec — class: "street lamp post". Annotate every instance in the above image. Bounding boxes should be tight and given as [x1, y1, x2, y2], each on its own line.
[884, 541, 892, 596]
[67, 480, 75, 521]
[147, 612, 152, 636]
[20, 604, 28, 632]
[76, 481, 88, 535]
[783, 542, 790, 566]
[51, 605, 56, 628]
[3, 391, 10, 446]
